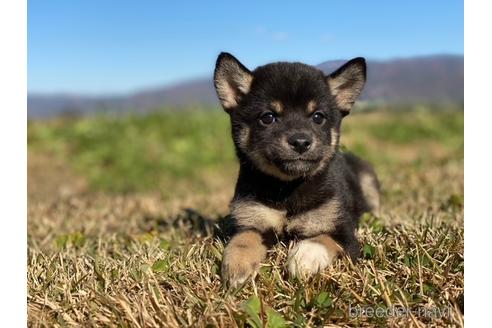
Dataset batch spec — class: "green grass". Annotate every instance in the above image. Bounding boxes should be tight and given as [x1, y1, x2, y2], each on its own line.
[28, 107, 463, 327]
[28, 108, 463, 193]
[367, 112, 463, 145]
[28, 110, 236, 194]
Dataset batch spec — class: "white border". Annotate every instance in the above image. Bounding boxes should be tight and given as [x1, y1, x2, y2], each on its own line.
[2, 0, 473, 326]
[465, 0, 492, 325]
[0, 0, 27, 325]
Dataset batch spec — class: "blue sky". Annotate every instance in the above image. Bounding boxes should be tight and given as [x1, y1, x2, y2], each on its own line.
[28, 0, 463, 94]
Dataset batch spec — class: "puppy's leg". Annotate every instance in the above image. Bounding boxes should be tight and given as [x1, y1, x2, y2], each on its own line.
[287, 234, 342, 277]
[222, 230, 267, 287]
[343, 152, 381, 215]
[222, 200, 285, 286]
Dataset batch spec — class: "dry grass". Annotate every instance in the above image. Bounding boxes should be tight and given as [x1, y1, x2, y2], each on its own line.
[27, 110, 464, 327]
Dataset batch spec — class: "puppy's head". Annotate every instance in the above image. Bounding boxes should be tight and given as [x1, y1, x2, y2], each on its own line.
[214, 52, 366, 180]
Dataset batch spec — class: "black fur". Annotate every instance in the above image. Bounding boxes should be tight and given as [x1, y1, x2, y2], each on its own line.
[214, 52, 379, 261]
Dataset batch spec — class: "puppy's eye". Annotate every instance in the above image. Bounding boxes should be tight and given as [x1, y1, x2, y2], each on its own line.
[312, 112, 326, 125]
[259, 112, 276, 125]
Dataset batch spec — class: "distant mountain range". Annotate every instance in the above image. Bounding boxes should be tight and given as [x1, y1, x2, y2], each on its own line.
[28, 54, 463, 118]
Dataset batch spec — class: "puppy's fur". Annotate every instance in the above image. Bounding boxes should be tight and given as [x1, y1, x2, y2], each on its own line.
[214, 53, 380, 286]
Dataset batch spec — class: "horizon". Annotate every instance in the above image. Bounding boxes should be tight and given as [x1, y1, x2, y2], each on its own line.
[28, 1, 463, 94]
[28, 53, 463, 97]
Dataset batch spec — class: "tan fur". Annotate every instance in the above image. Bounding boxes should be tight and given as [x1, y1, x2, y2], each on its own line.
[215, 62, 253, 110]
[236, 126, 250, 150]
[236, 74, 253, 94]
[309, 148, 336, 177]
[215, 80, 236, 109]
[306, 100, 317, 114]
[286, 197, 341, 236]
[246, 126, 337, 181]
[311, 234, 343, 256]
[231, 199, 287, 234]
[222, 230, 267, 286]
[327, 70, 365, 112]
[359, 171, 380, 215]
[270, 100, 283, 114]
[330, 127, 339, 147]
[304, 128, 338, 177]
[248, 152, 300, 181]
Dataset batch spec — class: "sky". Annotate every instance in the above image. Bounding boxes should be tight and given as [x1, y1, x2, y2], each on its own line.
[28, 0, 464, 94]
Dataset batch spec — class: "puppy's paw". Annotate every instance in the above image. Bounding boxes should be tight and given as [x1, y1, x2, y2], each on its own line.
[221, 231, 267, 288]
[222, 252, 259, 287]
[287, 238, 340, 277]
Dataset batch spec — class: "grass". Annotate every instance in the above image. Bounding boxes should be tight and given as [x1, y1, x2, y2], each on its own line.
[28, 110, 236, 195]
[28, 107, 463, 327]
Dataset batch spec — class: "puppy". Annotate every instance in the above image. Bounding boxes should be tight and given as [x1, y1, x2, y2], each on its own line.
[213, 53, 380, 287]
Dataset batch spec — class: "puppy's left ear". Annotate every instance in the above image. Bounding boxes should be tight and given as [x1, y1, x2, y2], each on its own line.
[214, 52, 253, 112]
[326, 57, 366, 116]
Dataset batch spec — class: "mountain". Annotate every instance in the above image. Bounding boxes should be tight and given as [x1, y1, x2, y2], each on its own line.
[318, 55, 464, 103]
[28, 54, 463, 118]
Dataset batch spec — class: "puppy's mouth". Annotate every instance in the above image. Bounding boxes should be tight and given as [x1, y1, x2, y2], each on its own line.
[281, 157, 320, 163]
[271, 156, 322, 176]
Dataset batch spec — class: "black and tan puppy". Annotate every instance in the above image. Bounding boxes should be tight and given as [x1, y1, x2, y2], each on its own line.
[213, 52, 380, 287]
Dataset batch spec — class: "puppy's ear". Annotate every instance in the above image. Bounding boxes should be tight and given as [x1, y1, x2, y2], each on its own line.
[214, 52, 253, 112]
[326, 57, 366, 116]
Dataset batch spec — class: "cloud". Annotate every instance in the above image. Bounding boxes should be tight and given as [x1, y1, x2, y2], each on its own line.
[254, 26, 266, 34]
[272, 32, 289, 42]
[253, 25, 289, 42]
[320, 34, 336, 43]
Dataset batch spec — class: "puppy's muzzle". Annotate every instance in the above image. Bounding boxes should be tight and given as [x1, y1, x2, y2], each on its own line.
[287, 133, 312, 154]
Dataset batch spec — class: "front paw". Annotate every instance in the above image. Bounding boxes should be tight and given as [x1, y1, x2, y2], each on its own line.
[221, 231, 267, 287]
[287, 238, 340, 277]
[222, 251, 259, 287]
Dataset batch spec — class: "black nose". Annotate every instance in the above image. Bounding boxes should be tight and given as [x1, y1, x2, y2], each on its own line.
[287, 133, 312, 154]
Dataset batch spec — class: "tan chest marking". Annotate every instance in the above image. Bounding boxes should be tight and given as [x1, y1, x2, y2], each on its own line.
[230, 200, 287, 234]
[285, 198, 342, 237]
[232, 196, 343, 237]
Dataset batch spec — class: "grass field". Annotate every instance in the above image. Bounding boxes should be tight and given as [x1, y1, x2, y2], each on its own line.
[27, 107, 464, 327]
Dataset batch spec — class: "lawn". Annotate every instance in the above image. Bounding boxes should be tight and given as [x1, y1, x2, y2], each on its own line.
[27, 106, 464, 327]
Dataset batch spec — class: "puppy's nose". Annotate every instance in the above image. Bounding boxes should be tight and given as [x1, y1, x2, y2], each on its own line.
[287, 133, 312, 154]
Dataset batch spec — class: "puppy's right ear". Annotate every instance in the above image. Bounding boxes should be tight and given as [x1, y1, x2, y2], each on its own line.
[214, 52, 253, 112]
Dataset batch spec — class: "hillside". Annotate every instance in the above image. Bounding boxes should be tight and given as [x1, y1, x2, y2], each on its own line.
[28, 55, 463, 118]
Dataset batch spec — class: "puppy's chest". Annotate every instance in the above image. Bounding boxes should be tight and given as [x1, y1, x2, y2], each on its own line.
[276, 180, 337, 214]
[232, 189, 342, 237]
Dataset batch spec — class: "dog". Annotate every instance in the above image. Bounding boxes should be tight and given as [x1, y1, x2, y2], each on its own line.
[213, 52, 380, 287]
